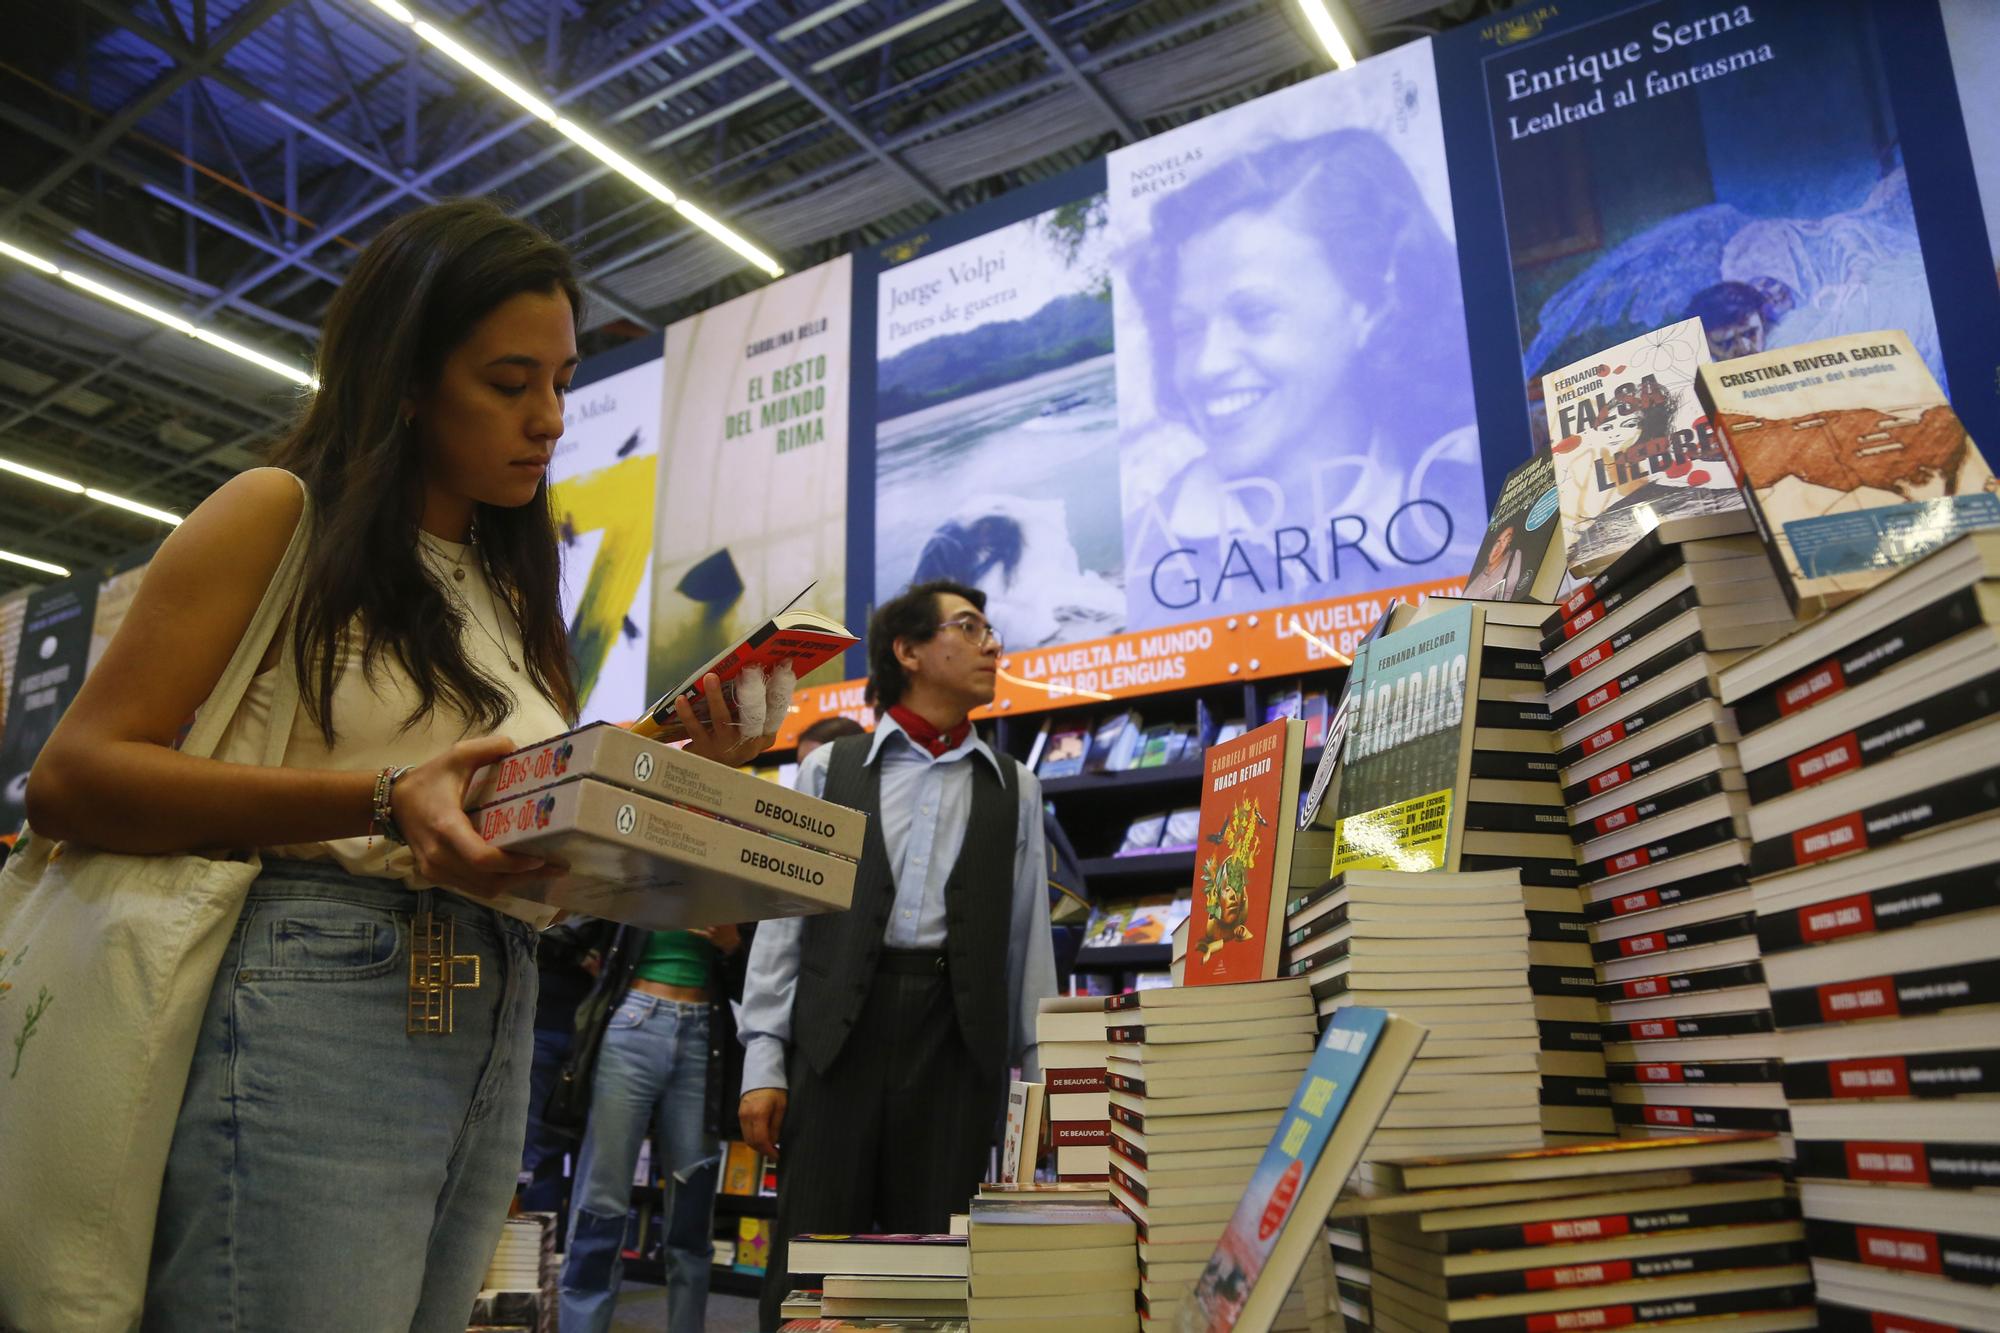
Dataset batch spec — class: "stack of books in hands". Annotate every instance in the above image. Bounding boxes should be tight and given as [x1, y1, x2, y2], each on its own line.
[1039, 996, 1114, 1180]
[1287, 871, 1545, 1163]
[466, 721, 863, 929]
[1339, 1132, 1811, 1333]
[965, 1201, 1138, 1333]
[1714, 531, 2000, 1332]
[1101, 977, 1315, 1323]
[779, 1234, 969, 1332]
[1540, 517, 1802, 1141]
[469, 1212, 557, 1331]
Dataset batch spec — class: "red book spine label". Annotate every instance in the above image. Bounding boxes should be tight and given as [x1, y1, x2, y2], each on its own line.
[1045, 1067, 1107, 1093]
[1524, 1215, 1631, 1246]
[1611, 890, 1661, 917]
[1856, 1226, 1944, 1275]
[1526, 1259, 1633, 1291]
[1582, 721, 1629, 757]
[1606, 846, 1652, 875]
[1787, 732, 1861, 790]
[1845, 1142, 1930, 1184]
[1818, 975, 1898, 1023]
[1778, 660, 1846, 716]
[1570, 641, 1614, 679]
[1871, 1312, 1958, 1333]
[1578, 679, 1623, 718]
[1637, 1063, 1683, 1083]
[1793, 811, 1867, 866]
[1049, 1120, 1110, 1145]
[1590, 762, 1635, 794]
[1527, 1304, 1637, 1332]
[1618, 931, 1667, 958]
[1561, 585, 1598, 618]
[1829, 1057, 1909, 1097]
[1799, 893, 1876, 943]
[1621, 977, 1668, 999]
[1642, 1106, 1693, 1126]
[1633, 1019, 1679, 1039]
[1566, 604, 1605, 639]
[1593, 804, 1640, 836]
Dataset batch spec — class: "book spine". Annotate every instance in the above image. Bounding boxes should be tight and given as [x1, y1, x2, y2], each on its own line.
[1563, 724, 1723, 805]
[1792, 1138, 2000, 1189]
[1530, 966, 1598, 999]
[1445, 1240, 1805, 1302]
[1806, 1218, 2000, 1286]
[1584, 864, 1748, 924]
[1472, 750, 1564, 782]
[1754, 865, 1999, 957]
[1440, 1194, 1796, 1256]
[1607, 1057, 1783, 1085]
[1544, 588, 1702, 685]
[1560, 676, 1713, 770]
[1694, 377, 1795, 616]
[1592, 911, 1757, 965]
[1478, 699, 1556, 730]
[1610, 1102, 1790, 1133]
[1539, 551, 1677, 651]
[1584, 817, 1741, 885]
[1464, 803, 1572, 835]
[1600, 960, 1763, 1006]
[1538, 1020, 1605, 1054]
[1460, 854, 1583, 886]
[1045, 1068, 1108, 1094]
[1769, 957, 2000, 1030]
[1781, 1047, 2000, 1101]
[1048, 1120, 1110, 1146]
[1600, 1008, 1774, 1046]
[1456, 1280, 1814, 1333]
[1575, 772, 1726, 843]
[1748, 767, 2000, 878]
[1733, 585, 1981, 733]
[1538, 1077, 1612, 1108]
[1555, 634, 1708, 733]
[1744, 668, 2000, 803]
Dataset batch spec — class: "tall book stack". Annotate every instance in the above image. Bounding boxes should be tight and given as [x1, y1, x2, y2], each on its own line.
[1391, 597, 1611, 1141]
[471, 1212, 558, 1333]
[1101, 978, 1315, 1326]
[1538, 515, 1801, 1142]
[1715, 532, 2000, 1333]
[1339, 1133, 1811, 1333]
[781, 1233, 968, 1331]
[1286, 870, 1544, 1164]
[1039, 996, 1115, 1181]
[965, 1201, 1138, 1333]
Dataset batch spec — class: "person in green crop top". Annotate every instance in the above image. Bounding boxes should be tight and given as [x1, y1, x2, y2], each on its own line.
[559, 923, 740, 1333]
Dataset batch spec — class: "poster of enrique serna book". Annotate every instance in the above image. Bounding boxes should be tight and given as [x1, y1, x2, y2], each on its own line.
[649, 256, 853, 704]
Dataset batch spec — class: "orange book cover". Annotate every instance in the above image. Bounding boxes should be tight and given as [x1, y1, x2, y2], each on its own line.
[1185, 716, 1305, 986]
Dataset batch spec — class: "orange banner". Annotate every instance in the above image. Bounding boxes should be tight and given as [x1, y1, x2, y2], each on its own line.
[772, 576, 1465, 749]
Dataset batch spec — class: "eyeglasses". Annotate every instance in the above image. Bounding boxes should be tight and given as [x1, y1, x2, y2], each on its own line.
[936, 616, 1003, 650]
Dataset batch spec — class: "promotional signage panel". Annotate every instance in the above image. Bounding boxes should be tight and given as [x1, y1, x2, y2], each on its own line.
[873, 197, 1125, 650]
[1105, 39, 1486, 634]
[649, 256, 854, 703]
[0, 578, 97, 827]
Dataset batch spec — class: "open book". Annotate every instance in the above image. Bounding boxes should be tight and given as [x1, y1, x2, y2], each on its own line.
[630, 582, 858, 740]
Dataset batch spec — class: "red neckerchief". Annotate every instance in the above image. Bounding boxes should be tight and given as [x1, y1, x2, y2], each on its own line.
[889, 704, 971, 759]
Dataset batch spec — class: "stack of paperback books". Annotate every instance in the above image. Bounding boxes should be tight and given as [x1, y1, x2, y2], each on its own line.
[470, 1212, 557, 1331]
[1100, 978, 1314, 1323]
[1285, 871, 1544, 1162]
[1039, 996, 1114, 1180]
[964, 1201, 1138, 1333]
[467, 721, 863, 928]
[1376, 597, 1610, 1140]
[780, 1234, 968, 1332]
[1538, 518, 1801, 1141]
[1343, 1133, 1811, 1333]
[1715, 532, 2000, 1331]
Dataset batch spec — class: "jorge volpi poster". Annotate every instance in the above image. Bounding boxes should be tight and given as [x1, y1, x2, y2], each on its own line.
[1479, 0, 1947, 438]
[549, 346, 663, 725]
[649, 256, 852, 701]
[1106, 39, 1485, 634]
[873, 198, 1125, 650]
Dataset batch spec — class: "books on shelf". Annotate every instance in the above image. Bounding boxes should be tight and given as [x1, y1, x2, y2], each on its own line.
[1158, 808, 1201, 854]
[1695, 328, 1999, 618]
[1039, 724, 1094, 779]
[1540, 316, 1739, 577]
[1463, 451, 1565, 603]
[1086, 711, 1147, 774]
[1117, 813, 1171, 857]
[1185, 716, 1307, 985]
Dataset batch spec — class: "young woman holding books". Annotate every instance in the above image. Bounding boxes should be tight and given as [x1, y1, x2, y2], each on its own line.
[23, 200, 769, 1330]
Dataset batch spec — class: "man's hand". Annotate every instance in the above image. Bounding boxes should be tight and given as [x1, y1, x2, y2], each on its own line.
[740, 1087, 788, 1159]
[696, 923, 742, 955]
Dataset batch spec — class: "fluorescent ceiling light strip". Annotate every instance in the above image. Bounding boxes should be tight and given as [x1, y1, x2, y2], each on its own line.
[1295, 0, 1358, 68]
[0, 456, 85, 494]
[0, 549, 70, 578]
[0, 237, 317, 386]
[84, 488, 184, 526]
[0, 451, 182, 526]
[367, 0, 780, 277]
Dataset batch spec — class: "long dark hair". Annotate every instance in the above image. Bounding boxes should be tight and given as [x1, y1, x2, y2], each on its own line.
[271, 198, 581, 742]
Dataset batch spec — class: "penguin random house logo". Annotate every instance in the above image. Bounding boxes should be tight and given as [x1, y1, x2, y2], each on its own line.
[633, 751, 655, 784]
[1484, 5, 1558, 45]
[617, 803, 637, 836]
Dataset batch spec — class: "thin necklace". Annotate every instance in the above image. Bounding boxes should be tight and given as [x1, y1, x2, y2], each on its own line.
[428, 526, 521, 673]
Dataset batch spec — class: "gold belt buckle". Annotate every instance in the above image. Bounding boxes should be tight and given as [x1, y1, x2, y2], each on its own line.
[408, 909, 481, 1035]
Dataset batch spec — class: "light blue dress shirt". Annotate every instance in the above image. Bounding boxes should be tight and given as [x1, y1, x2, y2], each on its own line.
[737, 715, 1057, 1095]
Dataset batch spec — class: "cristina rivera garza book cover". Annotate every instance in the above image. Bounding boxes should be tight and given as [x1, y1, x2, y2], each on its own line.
[1185, 716, 1305, 985]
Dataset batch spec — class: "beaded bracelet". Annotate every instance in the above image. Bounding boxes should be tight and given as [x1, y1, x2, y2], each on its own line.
[371, 764, 413, 846]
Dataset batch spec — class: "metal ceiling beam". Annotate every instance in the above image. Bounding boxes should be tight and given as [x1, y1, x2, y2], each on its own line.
[995, 0, 1140, 141]
[21, 420, 270, 549]
[0, 0, 295, 227]
[689, 0, 951, 212]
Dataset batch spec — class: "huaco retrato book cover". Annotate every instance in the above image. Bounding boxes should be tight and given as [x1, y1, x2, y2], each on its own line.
[1542, 317, 1740, 576]
[1695, 328, 2000, 617]
[1185, 716, 1305, 986]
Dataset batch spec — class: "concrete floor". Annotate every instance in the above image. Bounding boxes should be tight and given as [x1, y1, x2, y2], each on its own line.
[606, 1281, 760, 1332]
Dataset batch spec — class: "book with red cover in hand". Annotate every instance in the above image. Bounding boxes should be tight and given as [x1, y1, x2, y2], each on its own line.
[1184, 716, 1306, 985]
[1171, 1007, 1425, 1332]
[632, 580, 857, 740]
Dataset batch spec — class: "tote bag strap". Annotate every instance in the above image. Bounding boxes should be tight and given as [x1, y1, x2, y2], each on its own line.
[179, 469, 314, 765]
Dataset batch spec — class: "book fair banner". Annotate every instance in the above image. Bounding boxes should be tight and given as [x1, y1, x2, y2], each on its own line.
[0, 577, 98, 827]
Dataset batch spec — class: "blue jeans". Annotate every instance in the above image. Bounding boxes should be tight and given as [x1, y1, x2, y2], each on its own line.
[522, 1024, 576, 1216]
[145, 860, 539, 1331]
[559, 993, 716, 1333]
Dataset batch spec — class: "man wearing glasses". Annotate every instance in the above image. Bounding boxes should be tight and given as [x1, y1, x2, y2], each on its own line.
[736, 579, 1058, 1329]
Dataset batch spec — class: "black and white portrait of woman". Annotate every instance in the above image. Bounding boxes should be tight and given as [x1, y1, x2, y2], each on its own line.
[1109, 44, 1485, 632]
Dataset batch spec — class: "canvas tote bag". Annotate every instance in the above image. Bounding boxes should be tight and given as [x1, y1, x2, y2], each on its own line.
[0, 473, 313, 1332]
